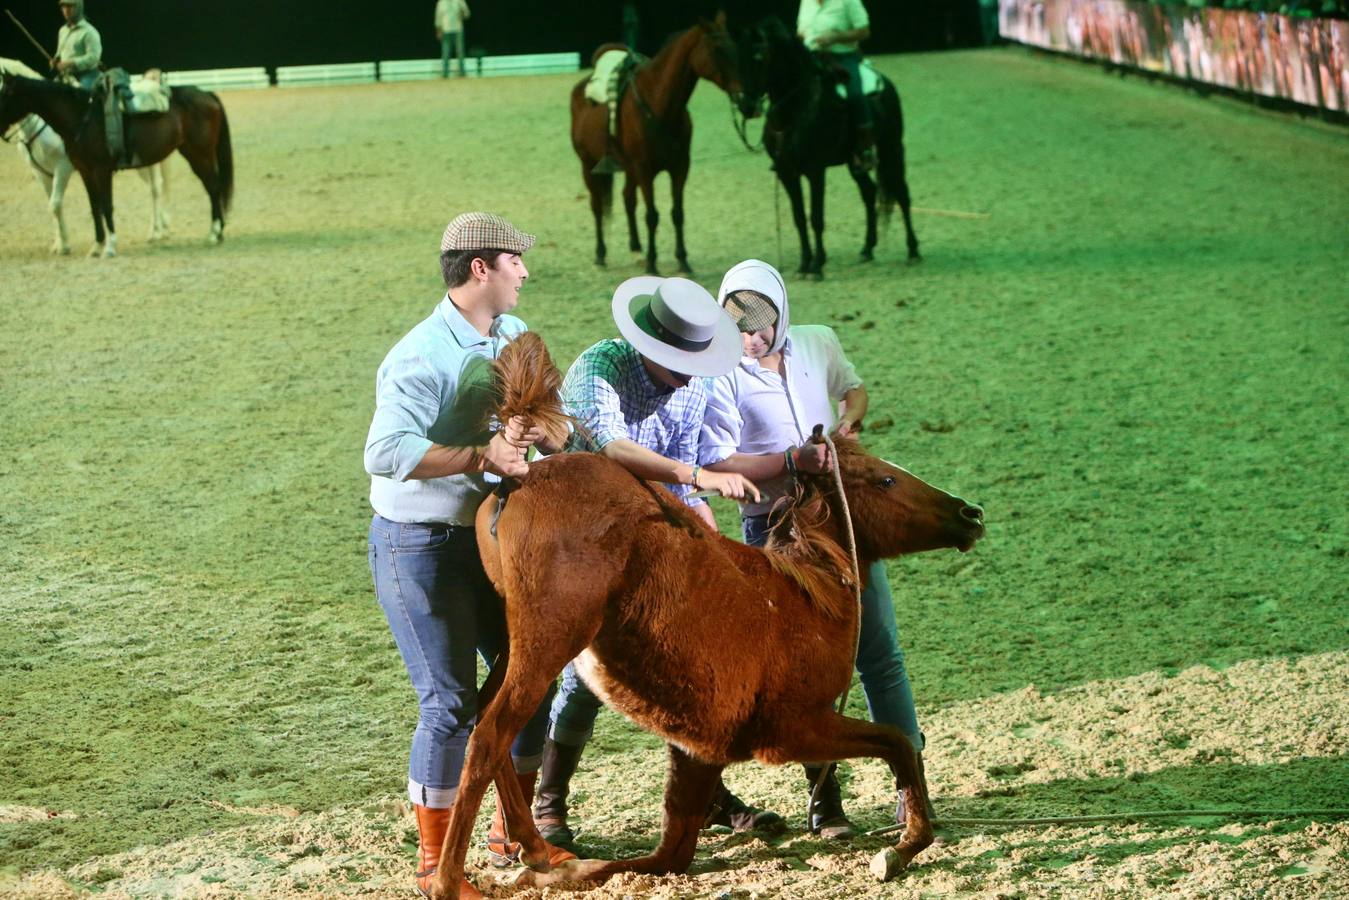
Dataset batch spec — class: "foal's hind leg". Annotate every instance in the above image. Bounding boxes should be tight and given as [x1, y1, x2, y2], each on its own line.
[514, 743, 724, 889]
[847, 164, 879, 262]
[759, 710, 933, 880]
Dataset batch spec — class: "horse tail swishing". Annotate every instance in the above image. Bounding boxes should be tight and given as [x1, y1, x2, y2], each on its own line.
[873, 79, 920, 262]
[213, 92, 235, 215]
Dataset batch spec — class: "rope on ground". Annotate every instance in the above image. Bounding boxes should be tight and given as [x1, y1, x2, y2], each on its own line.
[865, 807, 1349, 837]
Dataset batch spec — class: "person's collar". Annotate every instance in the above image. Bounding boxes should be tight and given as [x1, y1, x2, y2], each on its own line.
[439, 293, 494, 347]
[630, 343, 675, 395]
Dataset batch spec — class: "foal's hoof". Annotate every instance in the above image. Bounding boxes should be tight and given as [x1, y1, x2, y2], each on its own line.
[870, 847, 908, 882]
[511, 858, 589, 888]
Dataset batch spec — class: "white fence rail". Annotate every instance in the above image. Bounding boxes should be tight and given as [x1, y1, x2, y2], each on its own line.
[164, 66, 270, 92]
[161, 52, 580, 93]
[276, 62, 378, 88]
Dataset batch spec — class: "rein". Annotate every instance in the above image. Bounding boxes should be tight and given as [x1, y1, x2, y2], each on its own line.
[2, 115, 56, 178]
[806, 431, 865, 826]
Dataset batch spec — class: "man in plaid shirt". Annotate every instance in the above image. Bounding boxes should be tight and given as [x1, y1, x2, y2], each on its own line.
[527, 276, 785, 851]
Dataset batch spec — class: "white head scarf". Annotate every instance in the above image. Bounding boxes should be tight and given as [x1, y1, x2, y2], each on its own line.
[716, 259, 789, 356]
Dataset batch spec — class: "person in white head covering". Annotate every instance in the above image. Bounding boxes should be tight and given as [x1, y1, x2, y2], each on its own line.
[530, 276, 784, 853]
[699, 259, 931, 839]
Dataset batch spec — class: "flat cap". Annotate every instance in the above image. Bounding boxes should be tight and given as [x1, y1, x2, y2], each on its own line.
[439, 212, 535, 254]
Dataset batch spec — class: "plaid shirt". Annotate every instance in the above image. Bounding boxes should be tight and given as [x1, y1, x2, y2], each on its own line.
[562, 339, 708, 506]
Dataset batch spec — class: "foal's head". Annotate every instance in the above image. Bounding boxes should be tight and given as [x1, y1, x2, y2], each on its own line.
[798, 437, 985, 562]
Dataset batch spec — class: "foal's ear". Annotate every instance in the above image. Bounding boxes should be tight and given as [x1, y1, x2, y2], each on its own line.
[810, 423, 825, 443]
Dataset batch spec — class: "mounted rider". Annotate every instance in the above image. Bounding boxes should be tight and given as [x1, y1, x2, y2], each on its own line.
[797, 0, 876, 169]
[54, 0, 101, 90]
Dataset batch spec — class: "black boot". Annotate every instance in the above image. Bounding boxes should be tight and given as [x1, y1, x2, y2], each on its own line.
[803, 764, 855, 839]
[703, 777, 786, 834]
[891, 751, 935, 824]
[532, 738, 585, 854]
[853, 124, 877, 171]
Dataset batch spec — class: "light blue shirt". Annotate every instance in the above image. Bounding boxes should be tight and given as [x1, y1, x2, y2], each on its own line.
[364, 296, 525, 525]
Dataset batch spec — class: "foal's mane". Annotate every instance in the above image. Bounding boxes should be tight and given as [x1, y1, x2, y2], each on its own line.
[488, 336, 861, 619]
[760, 440, 862, 621]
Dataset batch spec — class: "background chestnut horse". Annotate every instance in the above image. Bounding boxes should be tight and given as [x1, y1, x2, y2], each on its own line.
[426, 337, 985, 898]
[0, 73, 232, 257]
[570, 15, 751, 275]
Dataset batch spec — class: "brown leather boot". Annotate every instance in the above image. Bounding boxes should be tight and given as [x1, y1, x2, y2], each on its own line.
[532, 738, 585, 854]
[413, 803, 482, 899]
[485, 770, 579, 868]
[803, 763, 856, 839]
[703, 777, 786, 834]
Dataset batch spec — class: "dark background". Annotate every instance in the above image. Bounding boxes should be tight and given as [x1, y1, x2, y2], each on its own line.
[1, 1, 985, 73]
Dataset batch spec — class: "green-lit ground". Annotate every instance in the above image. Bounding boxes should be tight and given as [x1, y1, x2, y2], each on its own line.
[0, 45, 1345, 897]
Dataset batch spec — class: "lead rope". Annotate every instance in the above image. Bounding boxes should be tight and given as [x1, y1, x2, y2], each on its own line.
[806, 432, 864, 829]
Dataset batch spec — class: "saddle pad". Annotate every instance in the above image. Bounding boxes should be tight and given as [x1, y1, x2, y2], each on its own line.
[126, 75, 170, 114]
[834, 59, 882, 101]
[585, 49, 630, 104]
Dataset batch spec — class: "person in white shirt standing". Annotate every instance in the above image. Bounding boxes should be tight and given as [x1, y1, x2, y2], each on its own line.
[797, 0, 876, 168]
[435, 0, 471, 78]
[700, 258, 932, 839]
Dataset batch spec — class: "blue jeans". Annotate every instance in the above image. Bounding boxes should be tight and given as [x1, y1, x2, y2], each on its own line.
[369, 515, 554, 807]
[440, 31, 465, 77]
[548, 659, 605, 746]
[743, 514, 923, 752]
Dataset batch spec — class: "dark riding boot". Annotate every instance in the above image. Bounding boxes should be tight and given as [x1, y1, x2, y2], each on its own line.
[803, 764, 856, 839]
[891, 752, 936, 824]
[531, 738, 585, 854]
[703, 778, 786, 834]
[485, 769, 578, 868]
[853, 124, 878, 171]
[413, 803, 482, 899]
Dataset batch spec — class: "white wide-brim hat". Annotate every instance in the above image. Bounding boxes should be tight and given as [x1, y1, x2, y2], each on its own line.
[611, 276, 742, 378]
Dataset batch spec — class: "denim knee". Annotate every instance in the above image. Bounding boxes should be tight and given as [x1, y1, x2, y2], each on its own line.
[549, 661, 603, 746]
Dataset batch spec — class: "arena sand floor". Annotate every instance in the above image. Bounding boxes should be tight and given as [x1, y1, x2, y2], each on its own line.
[0, 45, 1346, 898]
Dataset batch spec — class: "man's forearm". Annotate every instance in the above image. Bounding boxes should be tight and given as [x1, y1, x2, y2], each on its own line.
[599, 438, 694, 486]
[705, 451, 788, 482]
[839, 385, 868, 430]
[407, 443, 485, 479]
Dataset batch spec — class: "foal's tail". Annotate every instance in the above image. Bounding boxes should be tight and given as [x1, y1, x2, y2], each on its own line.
[212, 93, 235, 214]
[874, 79, 911, 225]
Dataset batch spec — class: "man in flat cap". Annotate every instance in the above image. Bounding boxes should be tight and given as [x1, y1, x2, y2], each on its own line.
[55, 0, 102, 89]
[527, 276, 785, 853]
[363, 212, 573, 899]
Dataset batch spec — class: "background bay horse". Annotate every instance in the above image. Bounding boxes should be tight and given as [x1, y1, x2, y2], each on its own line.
[1, 59, 169, 255]
[571, 14, 747, 275]
[0, 73, 232, 257]
[427, 336, 985, 899]
[739, 17, 920, 278]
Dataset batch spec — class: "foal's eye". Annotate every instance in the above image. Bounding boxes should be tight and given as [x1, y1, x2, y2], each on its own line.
[879, 476, 896, 488]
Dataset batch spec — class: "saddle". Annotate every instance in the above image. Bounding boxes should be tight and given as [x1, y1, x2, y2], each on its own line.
[584, 46, 647, 175]
[816, 54, 883, 101]
[93, 67, 171, 168]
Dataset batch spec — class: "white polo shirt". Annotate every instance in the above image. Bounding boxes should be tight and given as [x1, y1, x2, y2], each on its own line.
[700, 325, 862, 517]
